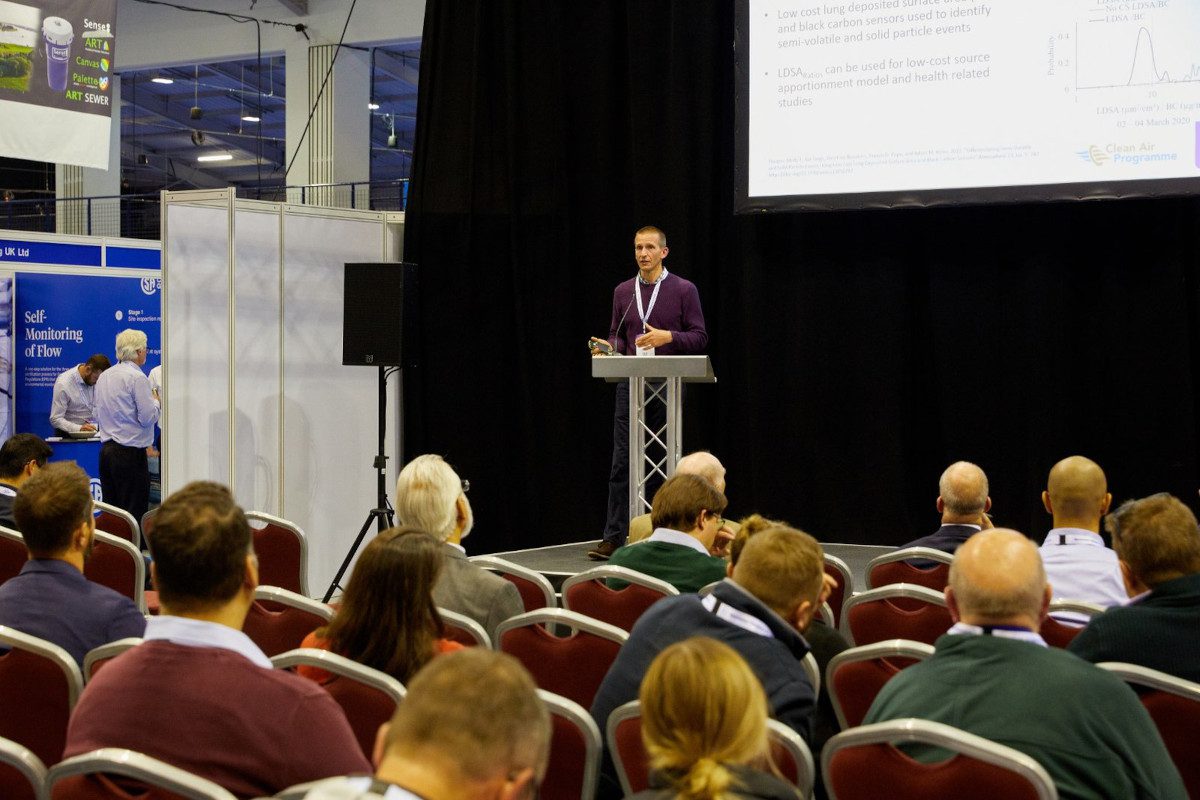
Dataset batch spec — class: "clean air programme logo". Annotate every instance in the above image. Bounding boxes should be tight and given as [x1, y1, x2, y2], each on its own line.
[1076, 146, 1109, 166]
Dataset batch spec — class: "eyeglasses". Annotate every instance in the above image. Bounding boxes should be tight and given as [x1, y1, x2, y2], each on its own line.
[461, 479, 470, 494]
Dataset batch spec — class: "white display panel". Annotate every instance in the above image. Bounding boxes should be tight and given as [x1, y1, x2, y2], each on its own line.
[163, 202, 231, 488]
[232, 207, 282, 513]
[737, 0, 1200, 209]
[281, 210, 389, 594]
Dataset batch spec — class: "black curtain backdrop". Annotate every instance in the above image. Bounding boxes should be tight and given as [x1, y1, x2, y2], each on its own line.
[402, 0, 1200, 554]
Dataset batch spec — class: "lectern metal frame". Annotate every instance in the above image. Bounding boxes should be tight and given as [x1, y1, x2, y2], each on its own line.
[592, 356, 716, 519]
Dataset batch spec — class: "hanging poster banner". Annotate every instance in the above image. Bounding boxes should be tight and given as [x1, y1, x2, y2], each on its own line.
[0, 0, 116, 168]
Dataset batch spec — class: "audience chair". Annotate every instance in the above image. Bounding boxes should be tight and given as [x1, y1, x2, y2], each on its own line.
[0, 626, 84, 767]
[822, 718, 1058, 800]
[802, 652, 821, 697]
[272, 648, 405, 761]
[0, 735, 47, 800]
[1039, 601, 1104, 649]
[139, 508, 157, 541]
[697, 580, 721, 597]
[495, 609, 628, 710]
[1098, 662, 1200, 797]
[242, 587, 333, 658]
[866, 548, 954, 593]
[841, 584, 951, 647]
[824, 554, 854, 627]
[469, 555, 558, 612]
[826, 640, 936, 730]
[607, 701, 814, 799]
[83, 532, 146, 615]
[437, 607, 491, 649]
[0, 525, 26, 585]
[93, 502, 141, 549]
[82, 639, 142, 684]
[817, 602, 835, 628]
[47, 747, 237, 800]
[246, 512, 309, 598]
[561, 566, 679, 633]
[538, 689, 601, 800]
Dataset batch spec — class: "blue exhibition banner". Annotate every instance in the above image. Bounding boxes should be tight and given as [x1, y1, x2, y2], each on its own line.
[14, 272, 160, 450]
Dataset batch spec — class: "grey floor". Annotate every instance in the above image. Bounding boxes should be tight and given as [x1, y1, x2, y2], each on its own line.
[487, 539, 892, 594]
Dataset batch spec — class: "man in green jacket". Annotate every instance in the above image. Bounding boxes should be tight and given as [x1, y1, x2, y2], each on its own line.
[865, 529, 1185, 800]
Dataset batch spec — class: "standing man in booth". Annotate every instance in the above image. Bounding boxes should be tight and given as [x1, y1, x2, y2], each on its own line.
[94, 329, 159, 523]
[588, 226, 708, 561]
[49, 353, 110, 436]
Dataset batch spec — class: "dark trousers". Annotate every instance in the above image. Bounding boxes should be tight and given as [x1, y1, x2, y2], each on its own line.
[100, 441, 150, 525]
[603, 380, 666, 545]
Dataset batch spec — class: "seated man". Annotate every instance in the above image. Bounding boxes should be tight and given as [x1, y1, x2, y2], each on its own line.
[1070, 493, 1200, 683]
[65, 481, 370, 798]
[593, 526, 824, 745]
[0, 462, 145, 666]
[395, 454, 523, 640]
[1038, 456, 1126, 617]
[276, 649, 550, 800]
[0, 433, 52, 530]
[900, 461, 991, 554]
[49, 354, 109, 435]
[606, 473, 728, 593]
[627, 451, 738, 553]
[865, 529, 1185, 800]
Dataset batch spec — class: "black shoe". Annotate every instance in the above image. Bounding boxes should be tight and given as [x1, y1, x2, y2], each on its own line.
[588, 540, 618, 560]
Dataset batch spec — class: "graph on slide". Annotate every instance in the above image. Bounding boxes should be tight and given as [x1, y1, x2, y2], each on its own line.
[1073, 0, 1200, 91]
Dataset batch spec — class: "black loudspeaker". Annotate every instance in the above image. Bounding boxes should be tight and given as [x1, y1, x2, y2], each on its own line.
[342, 262, 418, 367]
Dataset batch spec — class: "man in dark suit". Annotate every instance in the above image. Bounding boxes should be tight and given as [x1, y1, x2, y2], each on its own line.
[900, 460, 991, 554]
[0, 434, 53, 530]
[1069, 492, 1200, 683]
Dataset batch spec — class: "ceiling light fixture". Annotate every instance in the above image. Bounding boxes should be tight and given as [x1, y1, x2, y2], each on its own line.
[151, 75, 173, 85]
[368, 102, 380, 110]
[241, 114, 260, 123]
[197, 153, 233, 162]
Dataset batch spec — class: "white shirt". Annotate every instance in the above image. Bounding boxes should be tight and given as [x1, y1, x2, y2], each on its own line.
[646, 527, 709, 555]
[147, 365, 163, 406]
[947, 621, 1048, 647]
[144, 615, 272, 668]
[1039, 527, 1128, 620]
[94, 360, 160, 447]
[49, 365, 94, 433]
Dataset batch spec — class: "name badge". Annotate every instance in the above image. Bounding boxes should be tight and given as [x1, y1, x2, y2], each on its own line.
[636, 345, 655, 357]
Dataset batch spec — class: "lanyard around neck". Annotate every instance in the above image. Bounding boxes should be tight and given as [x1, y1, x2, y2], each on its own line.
[635, 269, 668, 328]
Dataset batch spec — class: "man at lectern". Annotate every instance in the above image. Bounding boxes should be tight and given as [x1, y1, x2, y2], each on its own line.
[588, 226, 708, 560]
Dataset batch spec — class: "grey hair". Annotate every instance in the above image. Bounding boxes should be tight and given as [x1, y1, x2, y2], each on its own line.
[939, 461, 988, 516]
[395, 454, 463, 543]
[115, 329, 148, 362]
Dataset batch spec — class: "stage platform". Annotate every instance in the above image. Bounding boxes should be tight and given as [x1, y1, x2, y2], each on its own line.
[488, 540, 893, 593]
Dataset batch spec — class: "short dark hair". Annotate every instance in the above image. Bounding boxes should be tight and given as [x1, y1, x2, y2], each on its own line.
[13, 461, 91, 555]
[84, 353, 111, 372]
[650, 474, 727, 532]
[0, 434, 52, 479]
[148, 481, 251, 612]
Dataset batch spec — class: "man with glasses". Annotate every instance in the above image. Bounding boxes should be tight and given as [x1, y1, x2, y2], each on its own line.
[94, 328, 159, 523]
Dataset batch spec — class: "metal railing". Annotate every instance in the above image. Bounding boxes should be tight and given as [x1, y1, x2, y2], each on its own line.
[0, 179, 409, 241]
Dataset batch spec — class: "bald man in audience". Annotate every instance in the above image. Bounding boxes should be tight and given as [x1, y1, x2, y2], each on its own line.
[1039, 456, 1126, 618]
[1070, 493, 1200, 683]
[865, 529, 1185, 800]
[900, 461, 991, 555]
[277, 649, 550, 800]
[627, 451, 738, 553]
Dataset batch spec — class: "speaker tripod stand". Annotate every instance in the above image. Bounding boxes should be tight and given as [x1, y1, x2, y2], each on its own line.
[324, 365, 396, 603]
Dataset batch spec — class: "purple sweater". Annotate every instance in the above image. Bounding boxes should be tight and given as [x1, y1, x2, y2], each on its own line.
[608, 273, 708, 355]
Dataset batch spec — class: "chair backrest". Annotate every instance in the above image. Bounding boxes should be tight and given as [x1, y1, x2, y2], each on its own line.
[538, 690, 601, 800]
[841, 584, 952, 647]
[241, 587, 333, 658]
[823, 554, 854, 627]
[272, 648, 405, 761]
[495, 609, 628, 709]
[82, 638, 142, 684]
[93, 502, 141, 549]
[826, 640, 937, 730]
[469, 556, 558, 612]
[822, 718, 1058, 800]
[606, 701, 814, 798]
[437, 607, 491, 648]
[83, 532, 146, 614]
[1098, 662, 1200, 798]
[1038, 601, 1103, 649]
[246, 511, 308, 597]
[139, 508, 157, 542]
[802, 652, 821, 698]
[867, 548, 954, 592]
[561, 566, 678, 633]
[47, 747, 237, 800]
[0, 626, 84, 767]
[0, 525, 27, 585]
[0, 735, 47, 800]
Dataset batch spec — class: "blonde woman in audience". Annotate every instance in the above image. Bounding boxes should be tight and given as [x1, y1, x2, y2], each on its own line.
[632, 637, 801, 800]
[299, 527, 462, 684]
